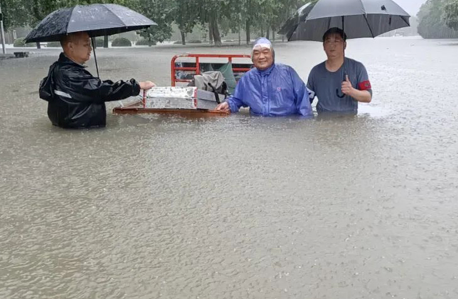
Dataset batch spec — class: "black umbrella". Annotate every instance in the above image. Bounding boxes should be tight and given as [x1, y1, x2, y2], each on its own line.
[279, 0, 410, 98]
[278, 2, 315, 41]
[25, 4, 156, 77]
[285, 0, 410, 42]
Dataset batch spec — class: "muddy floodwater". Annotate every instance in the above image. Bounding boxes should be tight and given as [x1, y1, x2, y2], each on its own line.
[1, 37, 458, 298]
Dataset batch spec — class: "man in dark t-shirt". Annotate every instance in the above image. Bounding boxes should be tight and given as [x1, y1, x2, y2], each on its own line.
[307, 28, 372, 114]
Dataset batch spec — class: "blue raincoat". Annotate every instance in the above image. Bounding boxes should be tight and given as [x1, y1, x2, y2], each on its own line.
[227, 63, 313, 117]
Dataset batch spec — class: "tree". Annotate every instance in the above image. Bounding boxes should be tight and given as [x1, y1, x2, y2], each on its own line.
[0, 0, 31, 31]
[193, 0, 227, 46]
[444, 0, 458, 31]
[417, 0, 458, 39]
[134, 0, 174, 44]
[173, 0, 197, 45]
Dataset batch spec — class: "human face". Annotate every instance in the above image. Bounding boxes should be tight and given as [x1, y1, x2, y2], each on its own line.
[69, 33, 92, 64]
[323, 33, 346, 60]
[252, 47, 274, 71]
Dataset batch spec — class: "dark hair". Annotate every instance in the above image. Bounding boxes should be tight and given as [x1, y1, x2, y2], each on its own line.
[322, 27, 347, 42]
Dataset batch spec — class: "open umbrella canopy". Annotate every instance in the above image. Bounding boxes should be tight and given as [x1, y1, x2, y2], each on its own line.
[278, 2, 315, 41]
[281, 0, 410, 41]
[25, 4, 156, 43]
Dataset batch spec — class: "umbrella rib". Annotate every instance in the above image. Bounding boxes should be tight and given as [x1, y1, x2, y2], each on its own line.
[358, 0, 375, 37]
[363, 14, 375, 38]
[103, 4, 128, 31]
[401, 15, 410, 27]
[66, 6, 76, 35]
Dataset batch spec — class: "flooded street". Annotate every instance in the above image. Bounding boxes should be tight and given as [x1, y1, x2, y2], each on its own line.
[1, 37, 458, 298]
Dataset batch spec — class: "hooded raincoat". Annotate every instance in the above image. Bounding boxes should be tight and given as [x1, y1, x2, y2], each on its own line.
[39, 53, 141, 129]
[227, 63, 312, 117]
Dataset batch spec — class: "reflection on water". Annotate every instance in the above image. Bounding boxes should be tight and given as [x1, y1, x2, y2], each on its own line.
[1, 37, 458, 299]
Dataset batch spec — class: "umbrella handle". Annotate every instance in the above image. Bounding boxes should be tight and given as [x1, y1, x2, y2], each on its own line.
[336, 88, 346, 98]
[336, 70, 347, 98]
[91, 37, 100, 78]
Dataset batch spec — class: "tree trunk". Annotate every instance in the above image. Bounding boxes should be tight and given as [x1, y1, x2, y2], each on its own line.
[238, 27, 241, 46]
[180, 31, 186, 45]
[36, 42, 41, 49]
[209, 23, 213, 45]
[213, 24, 222, 46]
[272, 27, 275, 42]
[267, 27, 270, 40]
[209, 15, 222, 46]
[104, 35, 108, 48]
[246, 20, 251, 45]
[261, 25, 264, 37]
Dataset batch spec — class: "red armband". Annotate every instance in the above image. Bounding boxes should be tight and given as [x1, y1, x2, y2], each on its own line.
[358, 80, 371, 90]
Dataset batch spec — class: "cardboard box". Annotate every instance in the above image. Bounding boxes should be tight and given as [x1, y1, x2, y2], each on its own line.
[145, 87, 225, 110]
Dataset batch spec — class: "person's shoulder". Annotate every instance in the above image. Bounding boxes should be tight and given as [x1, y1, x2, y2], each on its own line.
[274, 63, 299, 74]
[242, 67, 258, 79]
[55, 64, 93, 85]
[246, 67, 257, 75]
[346, 57, 366, 68]
[275, 63, 289, 70]
[310, 61, 326, 74]
[54, 62, 79, 77]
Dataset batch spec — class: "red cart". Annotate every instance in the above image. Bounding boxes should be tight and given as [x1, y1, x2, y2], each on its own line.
[113, 53, 252, 116]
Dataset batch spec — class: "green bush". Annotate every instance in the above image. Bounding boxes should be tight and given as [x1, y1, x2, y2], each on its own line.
[136, 39, 156, 46]
[46, 38, 104, 48]
[173, 40, 183, 45]
[46, 41, 61, 47]
[111, 37, 132, 47]
[13, 38, 34, 47]
[188, 39, 202, 44]
[93, 38, 104, 47]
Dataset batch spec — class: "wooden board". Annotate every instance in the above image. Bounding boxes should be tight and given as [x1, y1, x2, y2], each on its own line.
[113, 101, 229, 117]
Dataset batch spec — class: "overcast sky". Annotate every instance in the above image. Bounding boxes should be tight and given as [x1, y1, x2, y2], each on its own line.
[394, 0, 427, 16]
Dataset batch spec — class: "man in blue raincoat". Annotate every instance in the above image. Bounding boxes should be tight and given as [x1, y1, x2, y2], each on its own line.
[216, 38, 312, 117]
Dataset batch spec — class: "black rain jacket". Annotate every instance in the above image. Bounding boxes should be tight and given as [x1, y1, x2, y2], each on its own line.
[39, 53, 140, 129]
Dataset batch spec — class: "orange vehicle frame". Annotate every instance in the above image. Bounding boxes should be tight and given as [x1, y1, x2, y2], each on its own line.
[171, 53, 252, 86]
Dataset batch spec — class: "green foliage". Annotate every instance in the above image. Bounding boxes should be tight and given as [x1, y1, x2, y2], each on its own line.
[444, 0, 458, 31]
[173, 0, 197, 35]
[135, 38, 156, 46]
[111, 37, 132, 46]
[1, 0, 31, 30]
[13, 38, 34, 47]
[45, 38, 103, 47]
[136, 0, 174, 44]
[46, 41, 61, 47]
[95, 38, 104, 47]
[418, 0, 458, 38]
[2, 0, 312, 47]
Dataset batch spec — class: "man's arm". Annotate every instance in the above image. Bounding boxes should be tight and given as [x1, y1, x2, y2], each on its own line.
[216, 78, 247, 112]
[77, 72, 141, 102]
[341, 62, 372, 103]
[61, 67, 143, 103]
[306, 69, 316, 104]
[341, 75, 372, 103]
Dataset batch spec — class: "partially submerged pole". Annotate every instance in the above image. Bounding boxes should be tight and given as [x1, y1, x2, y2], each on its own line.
[0, 4, 6, 54]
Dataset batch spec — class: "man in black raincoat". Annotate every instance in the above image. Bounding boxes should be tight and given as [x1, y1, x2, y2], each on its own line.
[39, 32, 155, 129]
